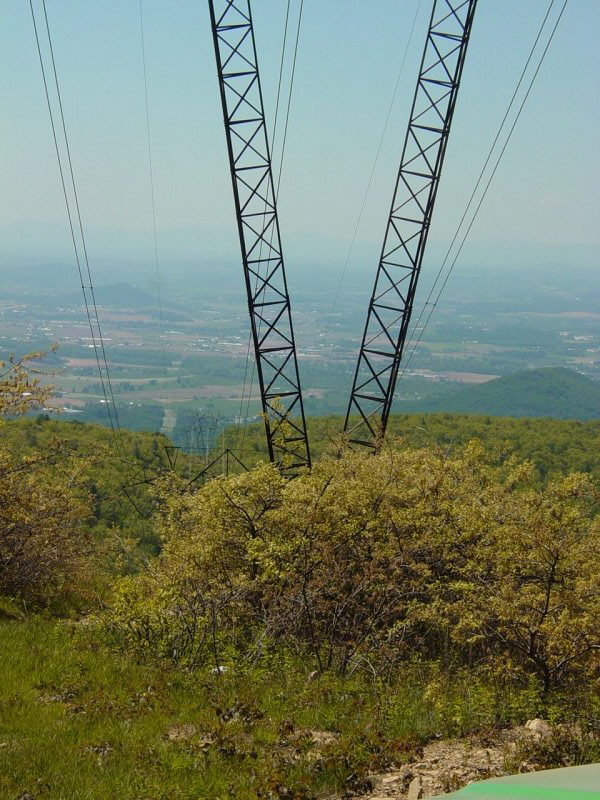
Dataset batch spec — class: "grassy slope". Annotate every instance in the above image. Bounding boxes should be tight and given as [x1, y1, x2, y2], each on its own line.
[0, 616, 586, 800]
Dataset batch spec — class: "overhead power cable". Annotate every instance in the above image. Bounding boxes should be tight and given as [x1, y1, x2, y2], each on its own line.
[397, 0, 569, 383]
[400, 0, 558, 356]
[271, 0, 292, 153]
[325, 0, 423, 334]
[139, 0, 168, 379]
[361, 0, 559, 357]
[274, 0, 303, 200]
[30, 0, 126, 460]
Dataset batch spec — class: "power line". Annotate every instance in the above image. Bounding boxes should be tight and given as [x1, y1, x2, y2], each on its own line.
[30, 0, 126, 459]
[400, 0, 558, 361]
[274, 0, 303, 201]
[397, 0, 569, 384]
[271, 0, 292, 153]
[360, 0, 554, 356]
[139, 0, 168, 379]
[325, 0, 424, 334]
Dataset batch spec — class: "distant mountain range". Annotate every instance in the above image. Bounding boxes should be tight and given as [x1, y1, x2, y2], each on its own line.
[1, 221, 599, 270]
[89, 282, 159, 309]
[402, 368, 599, 420]
[58, 282, 190, 314]
[58, 282, 157, 309]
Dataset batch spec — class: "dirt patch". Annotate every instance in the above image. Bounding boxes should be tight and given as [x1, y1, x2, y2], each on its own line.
[353, 722, 558, 799]
[363, 732, 514, 798]
[439, 372, 499, 384]
[64, 358, 103, 368]
[165, 723, 201, 742]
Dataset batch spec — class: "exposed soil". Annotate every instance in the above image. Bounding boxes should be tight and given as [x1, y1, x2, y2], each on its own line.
[355, 721, 554, 799]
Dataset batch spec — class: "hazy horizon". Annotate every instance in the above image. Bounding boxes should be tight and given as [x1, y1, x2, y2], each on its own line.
[1, 219, 598, 273]
[2, 0, 599, 282]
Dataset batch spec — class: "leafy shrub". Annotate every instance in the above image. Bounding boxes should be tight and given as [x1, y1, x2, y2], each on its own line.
[0, 442, 93, 607]
[0, 353, 94, 608]
[507, 723, 600, 771]
[100, 442, 600, 689]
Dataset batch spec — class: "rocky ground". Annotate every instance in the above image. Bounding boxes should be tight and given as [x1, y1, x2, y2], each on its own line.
[355, 719, 555, 799]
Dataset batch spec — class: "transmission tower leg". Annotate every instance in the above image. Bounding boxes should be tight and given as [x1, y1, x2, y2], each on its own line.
[208, 0, 311, 472]
[345, 0, 478, 449]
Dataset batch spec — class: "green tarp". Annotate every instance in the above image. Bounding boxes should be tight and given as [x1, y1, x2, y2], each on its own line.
[431, 763, 600, 799]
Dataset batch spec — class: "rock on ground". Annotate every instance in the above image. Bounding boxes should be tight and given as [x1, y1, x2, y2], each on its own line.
[357, 725, 548, 799]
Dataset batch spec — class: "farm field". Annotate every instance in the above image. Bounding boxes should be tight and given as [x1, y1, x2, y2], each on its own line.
[1, 261, 598, 456]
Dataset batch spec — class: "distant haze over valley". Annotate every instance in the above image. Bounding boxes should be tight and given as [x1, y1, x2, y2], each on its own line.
[1, 221, 598, 272]
[1, 240, 598, 452]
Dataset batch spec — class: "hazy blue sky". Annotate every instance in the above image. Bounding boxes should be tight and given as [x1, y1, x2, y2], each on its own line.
[1, 0, 599, 269]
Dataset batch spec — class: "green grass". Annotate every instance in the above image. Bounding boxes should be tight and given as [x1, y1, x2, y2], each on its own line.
[0, 619, 400, 799]
[0, 618, 595, 800]
[0, 619, 409, 799]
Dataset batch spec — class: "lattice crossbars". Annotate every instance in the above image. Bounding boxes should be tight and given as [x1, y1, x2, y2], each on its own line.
[345, 0, 478, 447]
[209, 0, 311, 471]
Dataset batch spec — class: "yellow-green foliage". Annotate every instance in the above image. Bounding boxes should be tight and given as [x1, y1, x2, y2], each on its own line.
[0, 351, 168, 608]
[0, 349, 54, 414]
[102, 442, 600, 690]
[1, 351, 182, 608]
[2, 417, 174, 549]
[0, 353, 94, 607]
[0, 440, 92, 606]
[224, 413, 600, 480]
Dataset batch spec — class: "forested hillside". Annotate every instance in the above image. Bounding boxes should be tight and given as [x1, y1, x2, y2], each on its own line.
[400, 367, 600, 418]
[2, 415, 174, 560]
[226, 411, 600, 479]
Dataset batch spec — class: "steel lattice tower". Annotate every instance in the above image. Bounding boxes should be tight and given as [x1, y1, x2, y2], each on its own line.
[345, 0, 478, 448]
[208, 0, 311, 472]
